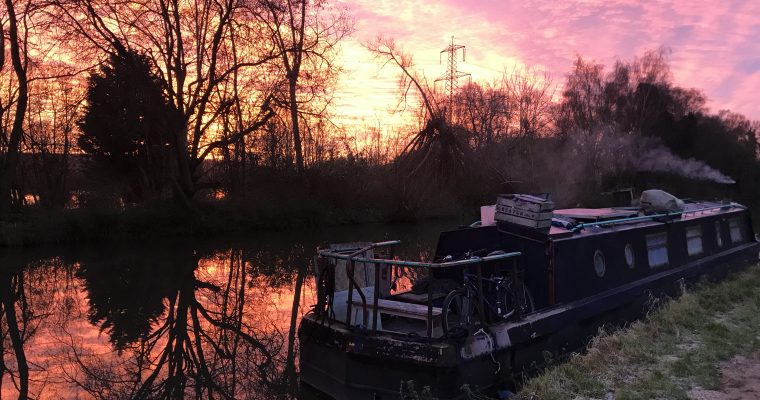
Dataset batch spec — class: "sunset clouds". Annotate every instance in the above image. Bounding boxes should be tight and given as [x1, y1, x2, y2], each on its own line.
[334, 0, 760, 125]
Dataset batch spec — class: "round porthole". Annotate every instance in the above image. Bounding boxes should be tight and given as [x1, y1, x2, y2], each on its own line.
[593, 250, 606, 277]
[624, 243, 635, 269]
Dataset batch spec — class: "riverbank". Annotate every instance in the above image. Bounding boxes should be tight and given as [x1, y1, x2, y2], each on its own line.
[515, 262, 760, 400]
[0, 198, 478, 247]
[2, 197, 757, 249]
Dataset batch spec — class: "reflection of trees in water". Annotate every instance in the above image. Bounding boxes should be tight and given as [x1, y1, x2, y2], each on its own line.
[71, 244, 307, 399]
[0, 228, 437, 398]
[0, 254, 77, 399]
[77, 250, 176, 349]
[240, 244, 307, 288]
[0, 261, 31, 399]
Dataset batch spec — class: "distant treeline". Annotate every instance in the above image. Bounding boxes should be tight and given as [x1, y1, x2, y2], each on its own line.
[443, 49, 760, 209]
[1, 0, 757, 231]
[358, 43, 760, 215]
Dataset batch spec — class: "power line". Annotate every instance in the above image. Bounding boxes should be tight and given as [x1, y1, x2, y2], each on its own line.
[435, 36, 470, 123]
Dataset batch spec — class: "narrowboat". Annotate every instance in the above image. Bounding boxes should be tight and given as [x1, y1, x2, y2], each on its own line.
[298, 191, 759, 399]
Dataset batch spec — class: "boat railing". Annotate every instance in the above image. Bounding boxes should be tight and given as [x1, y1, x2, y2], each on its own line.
[315, 241, 522, 339]
[571, 203, 743, 232]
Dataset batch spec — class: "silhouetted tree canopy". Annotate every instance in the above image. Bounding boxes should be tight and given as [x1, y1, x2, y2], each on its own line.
[79, 50, 182, 200]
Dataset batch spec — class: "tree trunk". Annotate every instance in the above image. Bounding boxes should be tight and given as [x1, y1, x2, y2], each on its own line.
[289, 80, 304, 175]
[0, 18, 5, 70]
[0, 0, 28, 215]
[172, 125, 195, 208]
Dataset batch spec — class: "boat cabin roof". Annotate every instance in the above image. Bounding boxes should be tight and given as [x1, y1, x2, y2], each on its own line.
[554, 207, 638, 221]
[546, 201, 745, 239]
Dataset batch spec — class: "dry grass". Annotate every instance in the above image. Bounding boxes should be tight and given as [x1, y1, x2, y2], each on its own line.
[516, 263, 760, 400]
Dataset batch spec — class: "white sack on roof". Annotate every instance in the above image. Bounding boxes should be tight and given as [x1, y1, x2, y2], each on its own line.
[640, 189, 685, 214]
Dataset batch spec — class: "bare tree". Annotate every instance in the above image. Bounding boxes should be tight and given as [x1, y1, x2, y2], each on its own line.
[55, 0, 279, 205]
[365, 37, 468, 179]
[365, 37, 438, 122]
[503, 67, 555, 138]
[559, 56, 606, 132]
[452, 81, 510, 148]
[25, 64, 85, 208]
[252, 0, 352, 175]
[0, 0, 29, 214]
[0, 0, 92, 211]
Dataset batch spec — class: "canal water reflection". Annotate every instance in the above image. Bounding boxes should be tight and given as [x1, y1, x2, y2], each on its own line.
[0, 219, 463, 399]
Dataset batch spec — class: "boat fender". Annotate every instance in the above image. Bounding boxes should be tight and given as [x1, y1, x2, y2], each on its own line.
[492, 326, 512, 348]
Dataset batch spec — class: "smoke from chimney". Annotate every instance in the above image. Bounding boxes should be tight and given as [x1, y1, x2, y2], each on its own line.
[634, 144, 735, 184]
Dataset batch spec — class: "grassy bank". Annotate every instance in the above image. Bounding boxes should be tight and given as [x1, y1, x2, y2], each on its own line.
[515, 262, 760, 400]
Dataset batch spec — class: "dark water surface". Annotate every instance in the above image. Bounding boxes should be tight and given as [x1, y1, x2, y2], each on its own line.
[0, 219, 468, 399]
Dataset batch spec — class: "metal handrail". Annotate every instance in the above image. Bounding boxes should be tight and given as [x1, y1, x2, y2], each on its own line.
[340, 241, 400, 327]
[318, 248, 521, 269]
[570, 203, 744, 232]
[318, 240, 523, 338]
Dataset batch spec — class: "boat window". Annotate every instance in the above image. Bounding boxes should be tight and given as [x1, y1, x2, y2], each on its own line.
[593, 250, 606, 277]
[686, 226, 703, 256]
[729, 218, 743, 243]
[646, 233, 669, 268]
[715, 221, 723, 247]
[624, 243, 635, 268]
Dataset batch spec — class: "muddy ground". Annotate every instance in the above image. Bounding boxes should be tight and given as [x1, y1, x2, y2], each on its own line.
[689, 352, 760, 400]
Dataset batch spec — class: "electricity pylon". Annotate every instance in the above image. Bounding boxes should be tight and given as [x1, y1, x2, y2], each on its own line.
[435, 36, 470, 124]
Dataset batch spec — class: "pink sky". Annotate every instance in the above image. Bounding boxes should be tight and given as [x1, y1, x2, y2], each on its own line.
[333, 0, 760, 129]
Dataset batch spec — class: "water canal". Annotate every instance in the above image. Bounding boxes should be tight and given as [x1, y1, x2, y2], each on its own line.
[4, 212, 759, 399]
[0, 218, 469, 399]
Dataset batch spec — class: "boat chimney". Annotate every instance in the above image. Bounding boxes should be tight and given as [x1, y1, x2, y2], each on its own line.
[720, 198, 732, 210]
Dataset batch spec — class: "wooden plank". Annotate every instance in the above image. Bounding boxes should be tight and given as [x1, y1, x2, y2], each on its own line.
[554, 208, 638, 220]
[352, 299, 442, 318]
[393, 290, 447, 304]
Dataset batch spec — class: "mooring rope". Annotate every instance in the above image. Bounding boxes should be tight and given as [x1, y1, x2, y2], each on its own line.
[474, 328, 501, 375]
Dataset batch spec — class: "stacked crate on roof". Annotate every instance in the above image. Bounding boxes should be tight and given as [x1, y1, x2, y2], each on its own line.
[496, 194, 555, 229]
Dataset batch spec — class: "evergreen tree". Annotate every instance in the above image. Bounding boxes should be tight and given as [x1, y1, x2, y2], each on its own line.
[79, 49, 182, 200]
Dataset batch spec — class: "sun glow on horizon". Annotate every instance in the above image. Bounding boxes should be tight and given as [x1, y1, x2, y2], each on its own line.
[330, 34, 534, 143]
